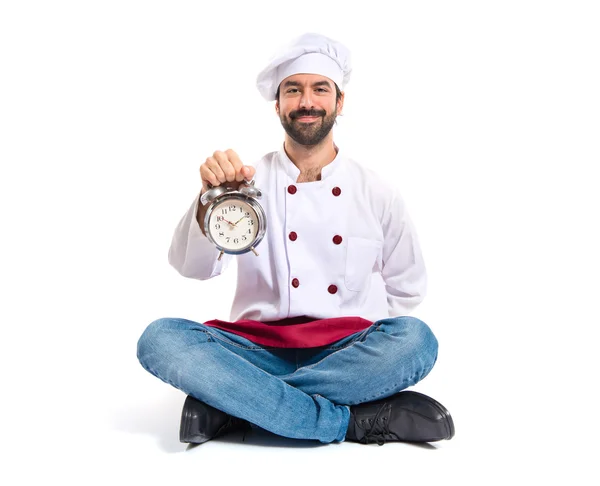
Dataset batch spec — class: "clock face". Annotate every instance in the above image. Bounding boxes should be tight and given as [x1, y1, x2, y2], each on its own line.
[206, 198, 260, 252]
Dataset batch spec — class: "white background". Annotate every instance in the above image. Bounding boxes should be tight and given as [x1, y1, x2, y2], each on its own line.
[1, 1, 598, 484]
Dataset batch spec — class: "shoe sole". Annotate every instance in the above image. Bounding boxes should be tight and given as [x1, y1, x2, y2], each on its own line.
[400, 391, 455, 440]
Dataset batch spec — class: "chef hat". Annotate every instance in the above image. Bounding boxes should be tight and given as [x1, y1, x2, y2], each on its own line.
[256, 33, 352, 101]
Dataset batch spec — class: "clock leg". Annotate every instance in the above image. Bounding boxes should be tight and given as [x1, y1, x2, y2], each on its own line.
[218, 250, 224, 261]
[251, 247, 259, 256]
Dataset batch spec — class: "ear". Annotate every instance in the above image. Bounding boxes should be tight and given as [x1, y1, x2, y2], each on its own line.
[275, 99, 280, 116]
[337, 91, 345, 115]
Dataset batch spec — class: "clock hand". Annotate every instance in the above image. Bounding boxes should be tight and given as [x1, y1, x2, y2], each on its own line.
[222, 218, 236, 226]
[233, 215, 248, 226]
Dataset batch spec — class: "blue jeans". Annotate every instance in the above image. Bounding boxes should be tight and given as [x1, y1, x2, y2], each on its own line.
[137, 316, 438, 444]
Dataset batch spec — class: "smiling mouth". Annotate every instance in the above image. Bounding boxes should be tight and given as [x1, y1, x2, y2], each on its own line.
[295, 116, 320, 122]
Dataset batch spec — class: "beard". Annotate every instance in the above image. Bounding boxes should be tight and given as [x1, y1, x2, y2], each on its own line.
[279, 107, 337, 146]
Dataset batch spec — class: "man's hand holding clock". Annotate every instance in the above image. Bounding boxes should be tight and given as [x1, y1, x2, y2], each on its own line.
[200, 149, 256, 195]
[197, 149, 266, 260]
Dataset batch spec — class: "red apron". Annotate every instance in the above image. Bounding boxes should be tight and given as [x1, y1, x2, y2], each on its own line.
[203, 315, 373, 348]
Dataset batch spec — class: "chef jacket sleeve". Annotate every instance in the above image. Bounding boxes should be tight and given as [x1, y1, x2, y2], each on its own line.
[380, 191, 427, 317]
[168, 192, 233, 279]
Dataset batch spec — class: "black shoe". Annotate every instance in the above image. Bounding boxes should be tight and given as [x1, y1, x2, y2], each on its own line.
[179, 395, 251, 444]
[345, 391, 455, 445]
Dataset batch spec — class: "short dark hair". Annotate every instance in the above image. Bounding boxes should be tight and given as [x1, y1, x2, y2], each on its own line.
[276, 83, 343, 103]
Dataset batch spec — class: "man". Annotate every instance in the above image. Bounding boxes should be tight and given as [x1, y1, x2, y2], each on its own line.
[137, 33, 455, 446]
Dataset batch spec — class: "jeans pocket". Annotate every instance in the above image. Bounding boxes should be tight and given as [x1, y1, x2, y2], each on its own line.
[344, 237, 383, 291]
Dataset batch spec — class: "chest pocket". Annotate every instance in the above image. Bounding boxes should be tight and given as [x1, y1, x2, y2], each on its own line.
[345, 237, 383, 291]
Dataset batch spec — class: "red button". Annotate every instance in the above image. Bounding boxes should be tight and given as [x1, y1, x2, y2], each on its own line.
[332, 187, 341, 196]
[288, 185, 297, 194]
[292, 278, 300, 288]
[333, 235, 343, 245]
[328, 285, 338, 294]
[289, 232, 297, 241]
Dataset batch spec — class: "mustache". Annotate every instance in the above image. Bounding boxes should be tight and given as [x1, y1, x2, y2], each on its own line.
[289, 109, 327, 120]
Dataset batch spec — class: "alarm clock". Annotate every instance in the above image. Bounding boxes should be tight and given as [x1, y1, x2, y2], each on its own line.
[200, 180, 267, 260]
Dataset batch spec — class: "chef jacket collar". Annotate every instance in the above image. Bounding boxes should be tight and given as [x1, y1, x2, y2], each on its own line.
[278, 144, 343, 182]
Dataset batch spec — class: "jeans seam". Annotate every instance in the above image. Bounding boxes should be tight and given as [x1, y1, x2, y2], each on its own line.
[205, 329, 276, 351]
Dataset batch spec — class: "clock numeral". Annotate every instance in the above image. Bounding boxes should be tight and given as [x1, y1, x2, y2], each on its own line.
[233, 238, 239, 244]
[221, 209, 228, 215]
[216, 216, 224, 222]
[218, 232, 224, 237]
[242, 235, 247, 241]
[226, 237, 230, 243]
[229, 205, 237, 212]
[245, 212, 250, 217]
[248, 220, 254, 225]
[247, 229, 252, 234]
[215, 223, 221, 230]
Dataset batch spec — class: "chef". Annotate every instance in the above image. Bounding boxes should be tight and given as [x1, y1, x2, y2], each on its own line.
[138, 33, 455, 447]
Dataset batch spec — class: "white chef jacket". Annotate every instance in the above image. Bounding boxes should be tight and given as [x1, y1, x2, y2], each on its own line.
[168, 145, 427, 323]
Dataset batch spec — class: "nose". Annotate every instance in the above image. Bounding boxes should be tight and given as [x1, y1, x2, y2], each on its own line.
[299, 89, 314, 109]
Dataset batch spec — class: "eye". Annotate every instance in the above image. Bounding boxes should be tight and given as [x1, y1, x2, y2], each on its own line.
[286, 88, 299, 94]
